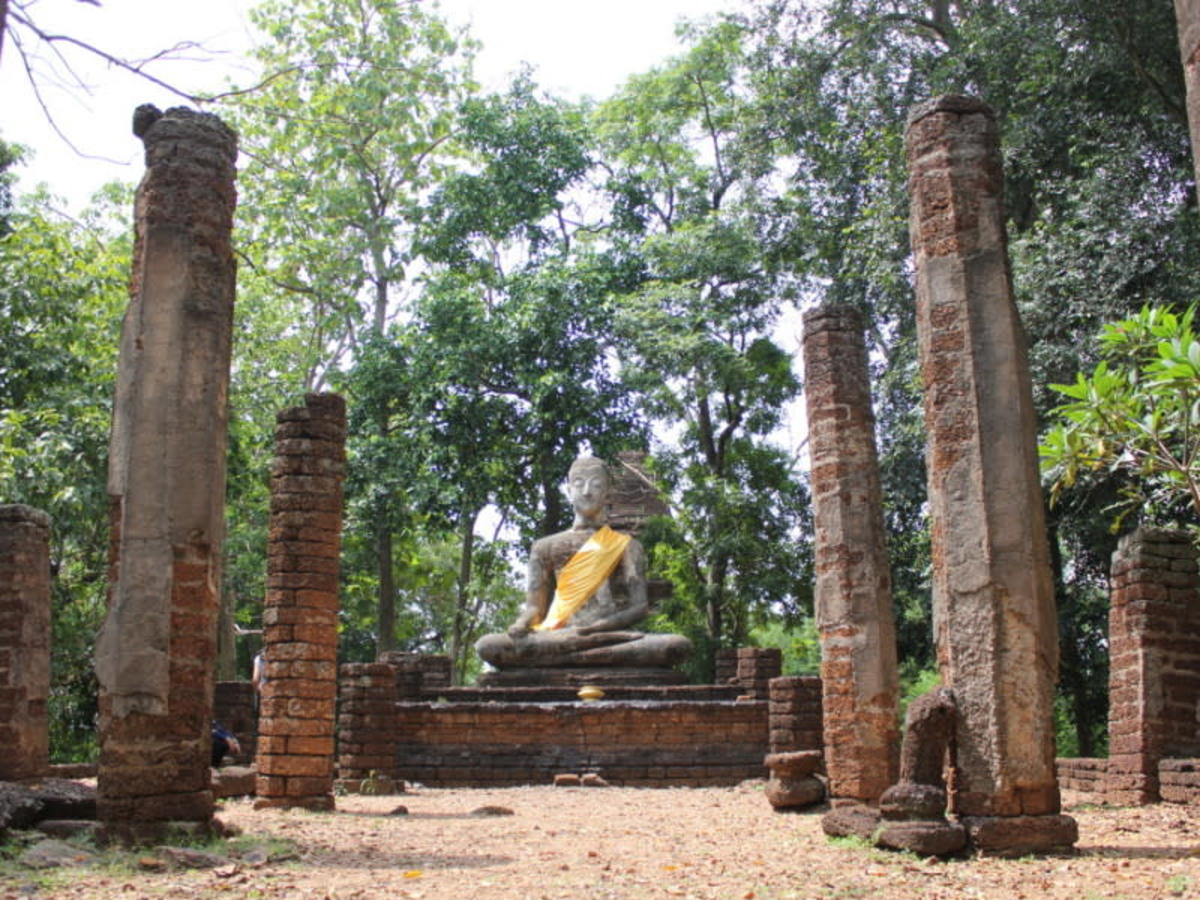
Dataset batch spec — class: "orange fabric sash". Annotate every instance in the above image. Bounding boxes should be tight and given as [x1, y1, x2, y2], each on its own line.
[534, 526, 631, 631]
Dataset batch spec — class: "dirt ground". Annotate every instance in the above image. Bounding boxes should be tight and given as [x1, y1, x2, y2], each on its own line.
[7, 785, 1200, 899]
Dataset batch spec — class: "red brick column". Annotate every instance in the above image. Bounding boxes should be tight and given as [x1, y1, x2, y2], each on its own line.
[768, 676, 823, 754]
[336, 662, 399, 788]
[254, 393, 346, 811]
[1107, 528, 1200, 804]
[96, 106, 237, 836]
[0, 505, 51, 780]
[906, 96, 1074, 854]
[802, 303, 900, 805]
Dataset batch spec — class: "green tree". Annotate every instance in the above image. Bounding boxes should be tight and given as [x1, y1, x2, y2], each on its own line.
[221, 0, 476, 656]
[737, 0, 1197, 729]
[344, 77, 645, 673]
[597, 21, 813, 671]
[1041, 304, 1200, 527]
[0, 185, 129, 760]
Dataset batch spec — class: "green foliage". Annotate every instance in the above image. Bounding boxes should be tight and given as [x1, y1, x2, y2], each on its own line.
[749, 617, 821, 676]
[225, 0, 477, 379]
[0, 186, 129, 761]
[1041, 304, 1200, 527]
[598, 20, 814, 661]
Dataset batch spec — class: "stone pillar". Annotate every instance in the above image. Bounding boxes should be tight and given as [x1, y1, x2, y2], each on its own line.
[905, 95, 1075, 854]
[768, 675, 823, 754]
[734, 648, 782, 700]
[1175, 0, 1200, 204]
[254, 393, 346, 811]
[0, 505, 51, 780]
[336, 662, 399, 790]
[1107, 528, 1200, 804]
[96, 106, 237, 835]
[802, 303, 900, 806]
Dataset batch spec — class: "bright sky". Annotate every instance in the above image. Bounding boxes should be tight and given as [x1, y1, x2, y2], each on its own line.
[1, 0, 737, 207]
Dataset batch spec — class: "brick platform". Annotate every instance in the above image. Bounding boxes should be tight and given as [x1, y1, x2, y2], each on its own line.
[392, 698, 768, 787]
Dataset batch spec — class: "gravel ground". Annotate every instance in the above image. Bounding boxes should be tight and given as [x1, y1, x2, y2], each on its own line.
[7, 785, 1200, 899]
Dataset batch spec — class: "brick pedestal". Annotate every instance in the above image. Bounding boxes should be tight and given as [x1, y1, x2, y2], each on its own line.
[1107, 528, 1200, 804]
[336, 662, 400, 788]
[734, 648, 782, 700]
[96, 106, 237, 835]
[254, 394, 346, 810]
[906, 95, 1074, 854]
[714, 649, 738, 686]
[768, 676, 823, 754]
[802, 303, 900, 804]
[0, 505, 51, 780]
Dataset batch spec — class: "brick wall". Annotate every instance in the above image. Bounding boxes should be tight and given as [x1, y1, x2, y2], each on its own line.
[391, 699, 767, 787]
[714, 649, 738, 686]
[1055, 758, 1108, 796]
[0, 505, 51, 780]
[337, 662, 399, 784]
[1107, 528, 1200, 804]
[1159, 759, 1200, 804]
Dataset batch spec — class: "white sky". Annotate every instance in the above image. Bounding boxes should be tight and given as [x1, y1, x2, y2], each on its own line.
[1, 0, 737, 207]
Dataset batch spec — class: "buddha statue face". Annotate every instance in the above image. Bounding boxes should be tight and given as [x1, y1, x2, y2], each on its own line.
[566, 457, 610, 521]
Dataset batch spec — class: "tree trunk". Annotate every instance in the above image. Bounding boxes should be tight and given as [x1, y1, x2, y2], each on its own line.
[377, 524, 396, 655]
[0, 0, 9, 63]
[215, 590, 238, 681]
[1073, 689, 1096, 757]
[448, 509, 478, 685]
[540, 466, 564, 536]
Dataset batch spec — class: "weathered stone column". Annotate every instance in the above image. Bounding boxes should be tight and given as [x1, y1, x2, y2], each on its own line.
[96, 106, 237, 836]
[802, 303, 900, 807]
[0, 505, 51, 780]
[1175, 0, 1200, 204]
[1107, 528, 1200, 805]
[906, 95, 1075, 854]
[255, 393, 346, 810]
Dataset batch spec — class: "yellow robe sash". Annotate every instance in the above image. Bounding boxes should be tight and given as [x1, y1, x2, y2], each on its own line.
[533, 526, 631, 631]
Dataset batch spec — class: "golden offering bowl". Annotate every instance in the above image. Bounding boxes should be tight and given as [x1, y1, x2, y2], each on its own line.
[577, 685, 605, 702]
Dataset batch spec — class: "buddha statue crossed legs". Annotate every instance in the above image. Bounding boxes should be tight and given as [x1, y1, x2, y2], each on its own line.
[475, 456, 690, 680]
